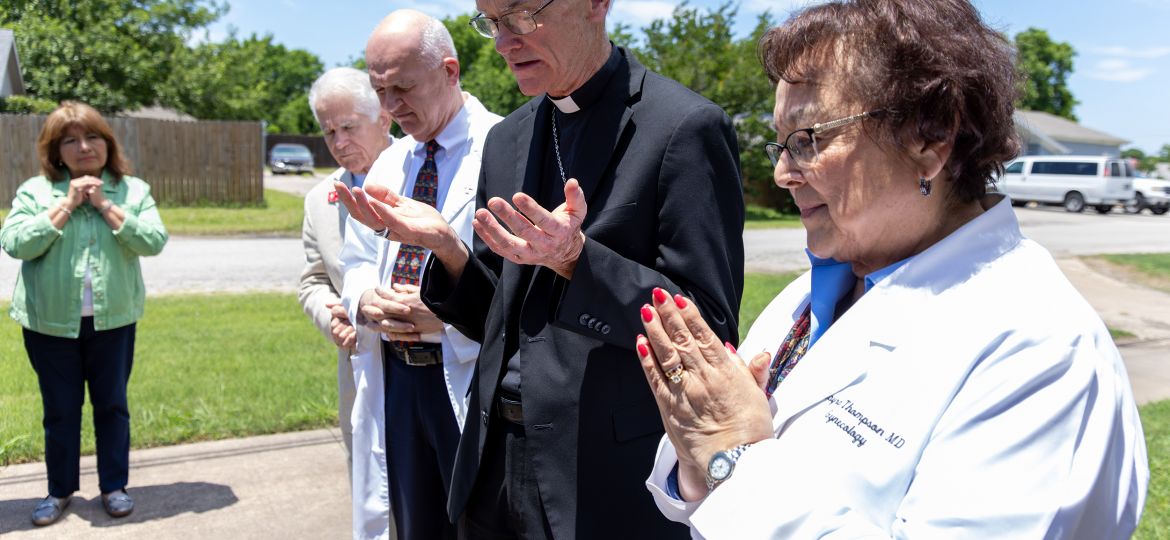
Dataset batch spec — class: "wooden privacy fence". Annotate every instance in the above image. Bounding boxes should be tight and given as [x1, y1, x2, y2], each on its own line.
[0, 114, 264, 207]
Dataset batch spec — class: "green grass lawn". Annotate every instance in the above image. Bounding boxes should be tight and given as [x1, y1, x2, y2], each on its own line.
[6, 193, 801, 235]
[1097, 253, 1170, 294]
[158, 189, 304, 236]
[1137, 399, 1170, 539]
[1, 189, 305, 237]
[741, 272, 799, 339]
[0, 293, 337, 465]
[744, 204, 803, 230]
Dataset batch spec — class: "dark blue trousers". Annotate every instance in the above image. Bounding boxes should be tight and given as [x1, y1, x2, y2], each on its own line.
[23, 318, 136, 498]
[383, 342, 460, 540]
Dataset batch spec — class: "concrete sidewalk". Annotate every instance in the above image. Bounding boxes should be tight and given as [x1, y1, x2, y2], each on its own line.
[0, 429, 351, 539]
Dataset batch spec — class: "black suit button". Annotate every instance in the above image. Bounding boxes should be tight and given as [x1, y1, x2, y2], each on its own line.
[601, 324, 611, 335]
[579, 313, 591, 325]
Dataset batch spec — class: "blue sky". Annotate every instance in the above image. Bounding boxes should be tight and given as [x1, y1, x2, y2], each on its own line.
[203, 0, 1170, 153]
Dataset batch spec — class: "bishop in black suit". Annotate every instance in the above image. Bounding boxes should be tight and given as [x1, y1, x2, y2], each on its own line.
[341, 0, 744, 536]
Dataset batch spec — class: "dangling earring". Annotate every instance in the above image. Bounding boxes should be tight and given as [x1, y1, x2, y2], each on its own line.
[919, 177, 932, 197]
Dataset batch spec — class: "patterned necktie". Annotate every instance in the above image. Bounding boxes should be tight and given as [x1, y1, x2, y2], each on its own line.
[391, 140, 439, 286]
[764, 303, 812, 398]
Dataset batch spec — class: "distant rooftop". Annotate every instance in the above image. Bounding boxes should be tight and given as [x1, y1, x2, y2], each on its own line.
[1, 28, 26, 97]
[1014, 110, 1129, 147]
[119, 104, 197, 122]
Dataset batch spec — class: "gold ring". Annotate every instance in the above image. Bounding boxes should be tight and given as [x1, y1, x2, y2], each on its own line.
[664, 365, 685, 384]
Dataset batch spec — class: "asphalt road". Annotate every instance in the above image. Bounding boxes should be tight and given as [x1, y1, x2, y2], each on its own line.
[743, 203, 1170, 272]
[2, 204, 1170, 299]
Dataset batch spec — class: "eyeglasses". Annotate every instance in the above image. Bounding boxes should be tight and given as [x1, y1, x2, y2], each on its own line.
[469, 0, 558, 38]
[764, 110, 880, 168]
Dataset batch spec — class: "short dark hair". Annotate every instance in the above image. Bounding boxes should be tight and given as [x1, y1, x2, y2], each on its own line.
[37, 101, 133, 182]
[759, 0, 1019, 202]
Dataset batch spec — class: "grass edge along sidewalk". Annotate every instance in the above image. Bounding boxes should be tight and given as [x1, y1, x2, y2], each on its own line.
[0, 292, 338, 466]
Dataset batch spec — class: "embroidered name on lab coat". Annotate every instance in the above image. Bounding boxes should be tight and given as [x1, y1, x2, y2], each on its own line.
[823, 394, 906, 449]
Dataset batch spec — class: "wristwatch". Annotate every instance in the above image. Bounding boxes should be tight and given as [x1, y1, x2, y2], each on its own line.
[705, 443, 753, 490]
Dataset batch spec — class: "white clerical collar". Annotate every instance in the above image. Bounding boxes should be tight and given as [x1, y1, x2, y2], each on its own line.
[549, 94, 580, 113]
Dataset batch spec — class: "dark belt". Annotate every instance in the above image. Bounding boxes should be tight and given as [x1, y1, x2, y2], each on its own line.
[496, 394, 523, 425]
[388, 342, 443, 366]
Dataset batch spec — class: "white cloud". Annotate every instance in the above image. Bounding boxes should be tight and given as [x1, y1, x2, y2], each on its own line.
[1085, 59, 1155, 82]
[610, 1, 676, 27]
[1091, 46, 1170, 59]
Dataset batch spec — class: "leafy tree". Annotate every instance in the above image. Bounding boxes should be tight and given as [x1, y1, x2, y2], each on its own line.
[162, 33, 323, 132]
[629, 3, 786, 211]
[608, 22, 637, 50]
[443, 14, 528, 116]
[1014, 28, 1078, 120]
[0, 0, 224, 112]
[0, 95, 59, 114]
[1121, 148, 1155, 173]
[271, 91, 319, 135]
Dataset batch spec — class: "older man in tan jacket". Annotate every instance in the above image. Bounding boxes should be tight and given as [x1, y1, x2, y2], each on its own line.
[297, 66, 395, 539]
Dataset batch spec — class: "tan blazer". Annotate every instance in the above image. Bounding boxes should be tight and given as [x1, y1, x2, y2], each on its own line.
[298, 168, 352, 340]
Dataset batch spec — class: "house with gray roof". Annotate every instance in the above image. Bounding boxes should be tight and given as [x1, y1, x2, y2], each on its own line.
[1014, 109, 1128, 158]
[1, 28, 25, 98]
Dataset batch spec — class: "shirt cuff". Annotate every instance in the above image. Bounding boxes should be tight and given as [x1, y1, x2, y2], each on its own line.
[667, 462, 684, 500]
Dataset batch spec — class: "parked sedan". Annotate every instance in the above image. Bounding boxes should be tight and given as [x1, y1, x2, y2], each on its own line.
[269, 143, 314, 175]
[1125, 176, 1170, 215]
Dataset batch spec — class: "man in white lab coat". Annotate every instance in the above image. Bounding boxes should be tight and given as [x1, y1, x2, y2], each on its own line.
[337, 10, 500, 540]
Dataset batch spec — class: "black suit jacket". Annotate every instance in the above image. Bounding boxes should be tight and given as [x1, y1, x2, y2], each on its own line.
[423, 48, 744, 538]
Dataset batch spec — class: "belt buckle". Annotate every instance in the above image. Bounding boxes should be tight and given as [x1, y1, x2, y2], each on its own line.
[399, 345, 439, 366]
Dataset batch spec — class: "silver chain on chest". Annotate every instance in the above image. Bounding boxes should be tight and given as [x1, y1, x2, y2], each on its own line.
[551, 112, 567, 184]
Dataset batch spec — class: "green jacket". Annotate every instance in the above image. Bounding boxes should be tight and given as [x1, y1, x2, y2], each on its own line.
[0, 171, 168, 338]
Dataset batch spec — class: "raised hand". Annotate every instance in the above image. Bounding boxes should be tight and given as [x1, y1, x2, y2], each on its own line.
[335, 182, 470, 280]
[473, 178, 587, 279]
[66, 176, 102, 210]
[334, 182, 387, 233]
[636, 287, 774, 501]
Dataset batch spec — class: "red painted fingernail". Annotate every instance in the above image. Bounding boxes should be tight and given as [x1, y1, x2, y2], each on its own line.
[674, 294, 688, 309]
[652, 288, 668, 305]
[641, 305, 653, 322]
[725, 341, 737, 354]
[637, 342, 650, 357]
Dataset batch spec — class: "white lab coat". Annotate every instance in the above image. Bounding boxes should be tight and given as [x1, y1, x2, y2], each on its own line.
[339, 96, 497, 540]
[647, 195, 1149, 539]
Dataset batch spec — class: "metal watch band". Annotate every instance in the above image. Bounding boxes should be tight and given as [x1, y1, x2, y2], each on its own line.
[705, 443, 754, 491]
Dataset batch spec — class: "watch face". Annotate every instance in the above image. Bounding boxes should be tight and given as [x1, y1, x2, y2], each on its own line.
[709, 453, 733, 481]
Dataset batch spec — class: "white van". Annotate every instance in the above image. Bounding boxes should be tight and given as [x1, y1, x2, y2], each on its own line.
[994, 155, 1136, 213]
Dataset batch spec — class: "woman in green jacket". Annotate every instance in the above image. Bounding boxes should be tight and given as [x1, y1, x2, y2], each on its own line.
[0, 101, 168, 526]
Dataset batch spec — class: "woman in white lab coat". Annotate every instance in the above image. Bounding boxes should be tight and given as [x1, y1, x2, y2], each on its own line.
[635, 1, 1149, 538]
